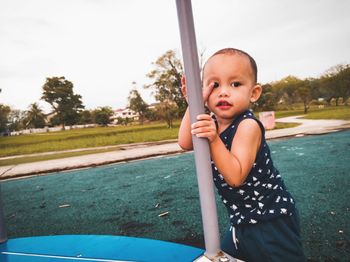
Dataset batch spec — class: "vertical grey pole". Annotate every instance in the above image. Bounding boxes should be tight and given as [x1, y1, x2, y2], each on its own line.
[175, 0, 221, 258]
[0, 185, 7, 243]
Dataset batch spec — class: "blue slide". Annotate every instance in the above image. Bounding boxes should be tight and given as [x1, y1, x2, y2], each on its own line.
[0, 235, 204, 262]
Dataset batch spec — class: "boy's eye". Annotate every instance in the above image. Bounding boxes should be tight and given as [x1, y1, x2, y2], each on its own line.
[213, 82, 219, 88]
[231, 82, 241, 87]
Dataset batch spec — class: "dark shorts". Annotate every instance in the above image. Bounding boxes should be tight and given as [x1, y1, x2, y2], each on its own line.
[221, 213, 306, 262]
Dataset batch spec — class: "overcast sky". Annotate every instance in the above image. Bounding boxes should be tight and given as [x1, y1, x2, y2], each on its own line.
[1, 0, 349, 113]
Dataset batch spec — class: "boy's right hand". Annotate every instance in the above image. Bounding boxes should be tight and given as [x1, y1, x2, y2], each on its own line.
[181, 75, 214, 104]
[191, 114, 218, 143]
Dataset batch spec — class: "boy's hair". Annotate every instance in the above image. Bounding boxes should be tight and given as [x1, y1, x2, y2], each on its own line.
[207, 48, 258, 84]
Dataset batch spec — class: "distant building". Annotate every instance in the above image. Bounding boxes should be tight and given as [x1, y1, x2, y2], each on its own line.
[111, 108, 139, 124]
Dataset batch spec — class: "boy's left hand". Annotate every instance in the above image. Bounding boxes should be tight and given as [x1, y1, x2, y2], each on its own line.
[191, 114, 218, 143]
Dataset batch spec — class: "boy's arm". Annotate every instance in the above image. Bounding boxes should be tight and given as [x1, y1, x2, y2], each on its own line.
[178, 76, 215, 151]
[178, 76, 193, 150]
[192, 116, 261, 187]
[212, 119, 261, 187]
[178, 107, 194, 150]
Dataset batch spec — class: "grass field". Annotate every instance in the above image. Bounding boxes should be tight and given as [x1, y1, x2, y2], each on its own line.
[0, 122, 180, 157]
[0, 105, 348, 166]
[274, 105, 350, 120]
[304, 106, 350, 120]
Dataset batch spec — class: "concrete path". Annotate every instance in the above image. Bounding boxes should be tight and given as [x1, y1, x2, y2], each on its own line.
[266, 115, 350, 139]
[1, 116, 349, 180]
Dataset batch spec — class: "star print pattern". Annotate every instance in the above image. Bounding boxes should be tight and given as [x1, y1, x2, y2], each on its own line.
[212, 110, 296, 225]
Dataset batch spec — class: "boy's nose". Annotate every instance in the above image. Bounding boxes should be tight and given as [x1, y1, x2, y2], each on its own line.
[218, 86, 230, 97]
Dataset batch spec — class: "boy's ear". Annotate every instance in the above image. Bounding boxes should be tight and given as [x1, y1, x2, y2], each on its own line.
[250, 84, 262, 103]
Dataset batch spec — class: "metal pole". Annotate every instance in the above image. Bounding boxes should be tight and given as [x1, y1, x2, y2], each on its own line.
[0, 184, 8, 243]
[175, 0, 221, 258]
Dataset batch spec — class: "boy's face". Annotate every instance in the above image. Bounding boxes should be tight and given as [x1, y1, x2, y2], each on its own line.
[202, 53, 261, 121]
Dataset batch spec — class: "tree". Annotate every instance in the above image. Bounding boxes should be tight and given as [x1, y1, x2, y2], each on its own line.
[41, 76, 84, 129]
[24, 103, 46, 128]
[0, 104, 11, 134]
[145, 50, 186, 124]
[92, 107, 113, 126]
[337, 65, 350, 105]
[79, 110, 93, 125]
[295, 80, 313, 113]
[49, 114, 61, 127]
[128, 87, 149, 124]
[7, 109, 26, 131]
[116, 117, 132, 126]
[155, 100, 178, 128]
[322, 64, 350, 105]
[145, 107, 159, 121]
[254, 84, 277, 111]
[271, 76, 304, 107]
[318, 74, 336, 105]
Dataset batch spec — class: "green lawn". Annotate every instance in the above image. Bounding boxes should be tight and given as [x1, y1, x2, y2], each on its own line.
[0, 122, 180, 158]
[275, 122, 300, 129]
[304, 106, 350, 120]
[274, 105, 350, 120]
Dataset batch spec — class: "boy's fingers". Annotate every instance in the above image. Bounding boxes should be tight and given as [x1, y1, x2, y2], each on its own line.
[181, 85, 187, 96]
[208, 82, 215, 90]
[181, 75, 187, 98]
[191, 120, 215, 130]
[203, 82, 215, 101]
[181, 75, 186, 85]
[196, 114, 211, 120]
[191, 126, 212, 134]
[192, 120, 209, 127]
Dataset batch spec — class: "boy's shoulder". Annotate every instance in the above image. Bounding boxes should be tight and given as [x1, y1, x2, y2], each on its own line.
[235, 117, 262, 138]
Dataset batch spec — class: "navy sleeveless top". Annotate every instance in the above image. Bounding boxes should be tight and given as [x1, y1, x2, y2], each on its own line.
[212, 110, 296, 226]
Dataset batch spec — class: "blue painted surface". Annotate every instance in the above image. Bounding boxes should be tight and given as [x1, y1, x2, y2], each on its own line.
[0, 235, 204, 262]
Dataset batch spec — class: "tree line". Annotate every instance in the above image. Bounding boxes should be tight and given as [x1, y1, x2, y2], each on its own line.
[129, 50, 350, 127]
[1, 50, 349, 134]
[257, 63, 350, 113]
[0, 77, 115, 134]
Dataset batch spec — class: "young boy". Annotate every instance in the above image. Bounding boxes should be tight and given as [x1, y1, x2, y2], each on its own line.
[178, 48, 305, 261]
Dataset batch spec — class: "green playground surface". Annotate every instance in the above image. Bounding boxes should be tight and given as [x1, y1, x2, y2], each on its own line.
[1, 130, 349, 261]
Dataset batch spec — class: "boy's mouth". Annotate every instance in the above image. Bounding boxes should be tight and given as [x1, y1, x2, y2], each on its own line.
[216, 100, 232, 108]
